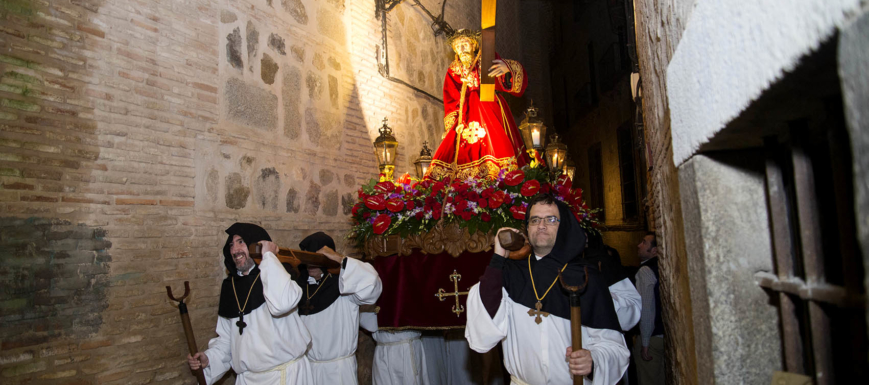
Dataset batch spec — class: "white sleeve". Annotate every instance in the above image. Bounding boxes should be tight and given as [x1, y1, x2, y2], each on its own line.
[464, 283, 509, 353]
[360, 311, 378, 333]
[584, 327, 630, 385]
[259, 251, 303, 315]
[339, 257, 383, 305]
[202, 317, 233, 385]
[608, 278, 642, 331]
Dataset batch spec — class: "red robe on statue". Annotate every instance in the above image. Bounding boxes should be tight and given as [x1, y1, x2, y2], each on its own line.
[426, 54, 530, 180]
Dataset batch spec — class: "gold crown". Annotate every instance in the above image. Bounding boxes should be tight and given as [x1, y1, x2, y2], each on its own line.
[447, 29, 481, 48]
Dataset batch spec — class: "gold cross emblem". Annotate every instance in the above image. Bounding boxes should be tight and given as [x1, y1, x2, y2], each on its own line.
[435, 270, 470, 317]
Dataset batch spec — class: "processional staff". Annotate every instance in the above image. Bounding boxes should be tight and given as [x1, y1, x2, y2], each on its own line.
[247, 243, 342, 274]
[558, 268, 589, 385]
[166, 281, 207, 385]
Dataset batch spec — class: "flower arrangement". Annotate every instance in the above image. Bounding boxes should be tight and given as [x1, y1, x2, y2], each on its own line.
[348, 164, 600, 246]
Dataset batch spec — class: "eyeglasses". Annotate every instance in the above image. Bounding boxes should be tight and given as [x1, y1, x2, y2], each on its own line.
[528, 216, 560, 226]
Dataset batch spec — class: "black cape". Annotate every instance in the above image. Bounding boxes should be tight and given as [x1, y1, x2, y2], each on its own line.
[583, 231, 629, 287]
[295, 232, 341, 316]
[217, 223, 271, 319]
[501, 199, 622, 331]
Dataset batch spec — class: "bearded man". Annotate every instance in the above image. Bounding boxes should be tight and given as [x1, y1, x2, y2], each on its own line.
[187, 223, 313, 384]
[426, 29, 530, 181]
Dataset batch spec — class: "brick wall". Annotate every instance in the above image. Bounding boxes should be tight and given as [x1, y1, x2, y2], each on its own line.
[633, 0, 698, 383]
[0, 0, 484, 383]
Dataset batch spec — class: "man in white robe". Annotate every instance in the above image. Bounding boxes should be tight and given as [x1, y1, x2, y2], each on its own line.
[296, 232, 383, 384]
[362, 311, 430, 385]
[187, 223, 313, 384]
[465, 195, 630, 385]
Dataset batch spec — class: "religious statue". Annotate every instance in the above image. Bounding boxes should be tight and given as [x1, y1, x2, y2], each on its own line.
[425, 29, 531, 181]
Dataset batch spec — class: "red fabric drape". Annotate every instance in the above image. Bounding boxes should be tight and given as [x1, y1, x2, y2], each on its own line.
[373, 250, 492, 329]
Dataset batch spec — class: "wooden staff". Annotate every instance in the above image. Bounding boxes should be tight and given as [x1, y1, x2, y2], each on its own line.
[558, 268, 589, 384]
[479, 0, 497, 102]
[166, 282, 207, 385]
[248, 243, 342, 274]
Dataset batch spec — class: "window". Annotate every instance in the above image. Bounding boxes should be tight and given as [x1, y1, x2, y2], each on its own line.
[588, 142, 605, 222]
[757, 98, 866, 382]
[617, 122, 639, 221]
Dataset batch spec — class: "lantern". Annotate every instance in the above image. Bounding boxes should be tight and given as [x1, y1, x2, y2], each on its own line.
[544, 133, 568, 173]
[518, 101, 546, 151]
[373, 117, 398, 180]
[414, 141, 433, 179]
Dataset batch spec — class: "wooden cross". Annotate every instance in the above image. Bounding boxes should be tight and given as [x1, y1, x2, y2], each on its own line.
[527, 301, 550, 324]
[434, 270, 470, 317]
[302, 300, 315, 315]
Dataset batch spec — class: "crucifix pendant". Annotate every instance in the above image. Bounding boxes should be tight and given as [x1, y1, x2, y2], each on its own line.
[236, 312, 247, 335]
[303, 300, 314, 315]
[527, 300, 549, 324]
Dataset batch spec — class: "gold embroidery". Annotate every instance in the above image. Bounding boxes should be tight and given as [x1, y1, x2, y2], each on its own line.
[449, 58, 463, 75]
[427, 155, 519, 181]
[502, 59, 524, 94]
[460, 121, 486, 144]
[444, 111, 459, 132]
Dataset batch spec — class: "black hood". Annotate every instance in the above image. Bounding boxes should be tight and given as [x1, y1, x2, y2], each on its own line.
[222, 223, 271, 276]
[296, 232, 341, 316]
[502, 197, 621, 330]
[217, 223, 271, 320]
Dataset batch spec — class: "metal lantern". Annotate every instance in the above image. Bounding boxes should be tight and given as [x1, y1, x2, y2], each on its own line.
[544, 133, 568, 172]
[414, 141, 433, 179]
[373, 117, 398, 180]
[563, 158, 576, 181]
[518, 101, 546, 151]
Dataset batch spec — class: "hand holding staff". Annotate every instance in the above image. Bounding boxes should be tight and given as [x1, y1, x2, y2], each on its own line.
[167, 282, 207, 385]
[559, 268, 590, 382]
[248, 243, 342, 274]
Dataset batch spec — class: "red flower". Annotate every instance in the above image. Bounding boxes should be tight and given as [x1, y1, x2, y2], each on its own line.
[481, 188, 494, 199]
[406, 200, 416, 210]
[481, 212, 491, 222]
[363, 212, 371, 219]
[556, 174, 572, 190]
[374, 181, 395, 194]
[433, 209, 442, 220]
[476, 198, 488, 209]
[489, 190, 507, 209]
[540, 183, 551, 195]
[555, 184, 571, 198]
[510, 204, 527, 220]
[520, 180, 541, 197]
[455, 199, 469, 212]
[386, 198, 405, 212]
[352, 203, 362, 216]
[504, 170, 525, 186]
[364, 195, 386, 210]
[372, 214, 392, 234]
[432, 182, 445, 195]
[415, 211, 425, 220]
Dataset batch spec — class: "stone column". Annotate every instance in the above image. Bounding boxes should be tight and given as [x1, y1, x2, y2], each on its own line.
[678, 152, 782, 384]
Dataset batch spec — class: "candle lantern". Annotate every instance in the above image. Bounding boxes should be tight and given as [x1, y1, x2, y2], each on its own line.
[373, 117, 398, 180]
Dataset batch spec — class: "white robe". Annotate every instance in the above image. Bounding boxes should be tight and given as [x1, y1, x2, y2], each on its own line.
[465, 284, 630, 385]
[203, 251, 313, 385]
[301, 258, 382, 385]
[371, 329, 430, 385]
[608, 278, 642, 331]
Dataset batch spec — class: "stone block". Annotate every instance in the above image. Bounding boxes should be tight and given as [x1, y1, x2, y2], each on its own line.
[679, 152, 781, 384]
[328, 74, 338, 108]
[323, 189, 338, 216]
[313, 52, 325, 70]
[304, 108, 342, 148]
[282, 67, 302, 139]
[226, 27, 243, 70]
[305, 70, 322, 100]
[305, 181, 321, 215]
[319, 169, 334, 186]
[341, 192, 354, 215]
[220, 10, 237, 23]
[291, 45, 305, 63]
[286, 187, 300, 213]
[328, 56, 341, 71]
[255, 167, 281, 211]
[317, 7, 345, 46]
[281, 0, 308, 25]
[206, 168, 219, 202]
[225, 172, 249, 209]
[343, 174, 355, 187]
[225, 77, 277, 131]
[246, 21, 259, 72]
[268, 33, 286, 55]
[261, 53, 278, 85]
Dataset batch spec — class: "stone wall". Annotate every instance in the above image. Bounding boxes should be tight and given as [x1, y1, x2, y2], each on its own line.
[632, 0, 698, 383]
[0, 0, 490, 383]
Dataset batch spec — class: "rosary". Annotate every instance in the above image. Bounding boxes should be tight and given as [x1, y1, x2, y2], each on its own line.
[231, 273, 260, 335]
